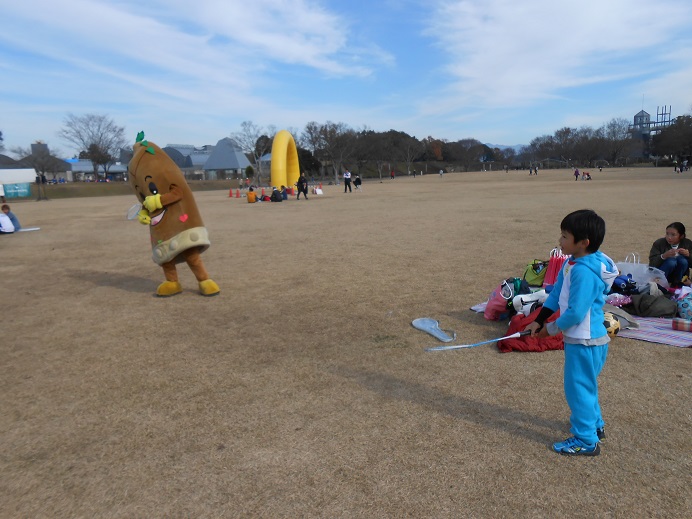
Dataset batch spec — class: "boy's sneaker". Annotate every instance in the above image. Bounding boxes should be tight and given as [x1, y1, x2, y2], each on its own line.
[552, 436, 600, 456]
[597, 427, 606, 442]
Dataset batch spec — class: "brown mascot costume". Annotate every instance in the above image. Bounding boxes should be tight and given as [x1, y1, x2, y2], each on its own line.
[128, 132, 220, 297]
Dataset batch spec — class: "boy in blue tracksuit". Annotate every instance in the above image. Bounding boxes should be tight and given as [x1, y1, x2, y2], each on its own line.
[526, 209, 617, 456]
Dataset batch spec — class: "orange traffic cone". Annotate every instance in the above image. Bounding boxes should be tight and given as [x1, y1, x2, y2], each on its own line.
[261, 188, 266, 197]
[235, 189, 240, 198]
[318, 182, 323, 190]
[228, 187, 233, 197]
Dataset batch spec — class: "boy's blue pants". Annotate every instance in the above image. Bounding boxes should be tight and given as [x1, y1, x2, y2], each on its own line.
[564, 342, 608, 446]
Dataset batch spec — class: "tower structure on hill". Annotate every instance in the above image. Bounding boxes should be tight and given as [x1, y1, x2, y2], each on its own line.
[629, 105, 673, 157]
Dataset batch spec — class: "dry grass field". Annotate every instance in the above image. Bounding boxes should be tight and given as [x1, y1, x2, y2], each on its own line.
[2, 167, 690, 518]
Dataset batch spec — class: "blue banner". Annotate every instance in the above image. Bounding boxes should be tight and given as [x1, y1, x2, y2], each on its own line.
[5, 183, 32, 198]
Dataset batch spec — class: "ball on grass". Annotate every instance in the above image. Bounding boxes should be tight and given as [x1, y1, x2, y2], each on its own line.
[604, 312, 620, 338]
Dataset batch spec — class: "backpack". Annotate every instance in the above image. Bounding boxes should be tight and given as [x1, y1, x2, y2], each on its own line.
[611, 274, 638, 295]
[676, 293, 692, 320]
[523, 260, 548, 287]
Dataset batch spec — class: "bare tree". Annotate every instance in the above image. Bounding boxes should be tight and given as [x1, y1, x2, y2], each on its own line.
[369, 132, 395, 181]
[57, 113, 127, 179]
[231, 121, 276, 186]
[285, 126, 304, 148]
[301, 122, 325, 179]
[601, 118, 635, 165]
[501, 147, 517, 167]
[301, 122, 322, 152]
[319, 122, 355, 184]
[351, 127, 375, 176]
[9, 146, 30, 160]
[390, 131, 423, 175]
[11, 143, 65, 178]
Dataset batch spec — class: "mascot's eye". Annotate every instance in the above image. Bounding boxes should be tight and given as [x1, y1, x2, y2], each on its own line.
[148, 182, 158, 195]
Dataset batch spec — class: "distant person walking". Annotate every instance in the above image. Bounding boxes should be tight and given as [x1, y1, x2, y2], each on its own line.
[296, 173, 309, 200]
[390, 170, 395, 180]
[574, 168, 580, 181]
[439, 169, 444, 177]
[354, 174, 362, 191]
[343, 168, 352, 193]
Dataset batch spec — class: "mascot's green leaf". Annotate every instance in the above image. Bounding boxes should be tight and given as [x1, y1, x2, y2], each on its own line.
[135, 131, 153, 153]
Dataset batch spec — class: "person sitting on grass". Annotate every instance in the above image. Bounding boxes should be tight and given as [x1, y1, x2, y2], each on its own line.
[526, 209, 617, 456]
[0, 211, 15, 234]
[1, 204, 21, 230]
[246, 187, 257, 203]
[648, 222, 692, 286]
[270, 187, 283, 202]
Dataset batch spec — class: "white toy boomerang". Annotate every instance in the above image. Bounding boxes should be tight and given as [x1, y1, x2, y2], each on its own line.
[425, 330, 531, 352]
[411, 318, 456, 342]
[127, 203, 143, 220]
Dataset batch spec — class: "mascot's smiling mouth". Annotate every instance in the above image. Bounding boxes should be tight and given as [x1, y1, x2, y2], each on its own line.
[150, 209, 166, 226]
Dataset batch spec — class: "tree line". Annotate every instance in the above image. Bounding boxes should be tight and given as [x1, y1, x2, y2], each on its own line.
[2, 110, 691, 183]
[233, 114, 692, 184]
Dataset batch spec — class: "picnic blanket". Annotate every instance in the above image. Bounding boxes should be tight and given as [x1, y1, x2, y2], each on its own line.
[618, 318, 692, 348]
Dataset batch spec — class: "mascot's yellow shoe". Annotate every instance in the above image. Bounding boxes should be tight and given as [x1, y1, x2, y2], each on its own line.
[199, 279, 220, 296]
[156, 281, 183, 297]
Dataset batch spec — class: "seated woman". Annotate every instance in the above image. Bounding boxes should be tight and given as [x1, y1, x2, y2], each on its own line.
[649, 222, 692, 286]
[0, 211, 15, 234]
[1, 204, 21, 230]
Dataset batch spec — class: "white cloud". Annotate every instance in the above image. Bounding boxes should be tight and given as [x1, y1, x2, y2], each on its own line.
[0, 0, 690, 150]
[422, 0, 692, 111]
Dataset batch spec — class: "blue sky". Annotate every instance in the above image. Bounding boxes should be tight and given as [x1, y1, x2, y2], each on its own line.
[1, 0, 691, 156]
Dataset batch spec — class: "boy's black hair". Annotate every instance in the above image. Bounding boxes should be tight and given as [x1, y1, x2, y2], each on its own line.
[561, 209, 605, 253]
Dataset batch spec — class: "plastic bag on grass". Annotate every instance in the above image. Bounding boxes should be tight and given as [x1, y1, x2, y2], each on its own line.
[615, 252, 669, 289]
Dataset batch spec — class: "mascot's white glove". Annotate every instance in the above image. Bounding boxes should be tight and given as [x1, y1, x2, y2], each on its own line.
[143, 194, 163, 213]
[137, 208, 152, 225]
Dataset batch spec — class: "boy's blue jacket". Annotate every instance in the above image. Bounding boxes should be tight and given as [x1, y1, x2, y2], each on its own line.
[544, 251, 618, 344]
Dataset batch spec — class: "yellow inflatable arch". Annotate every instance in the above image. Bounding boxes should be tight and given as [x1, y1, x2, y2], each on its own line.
[270, 130, 300, 189]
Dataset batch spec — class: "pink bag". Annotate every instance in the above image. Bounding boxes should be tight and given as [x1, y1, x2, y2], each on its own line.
[543, 247, 568, 287]
[484, 279, 514, 321]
